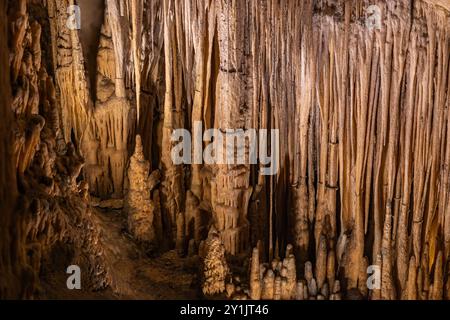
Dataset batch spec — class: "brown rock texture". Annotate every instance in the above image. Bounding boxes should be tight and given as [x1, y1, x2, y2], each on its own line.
[0, 0, 449, 300]
[125, 135, 161, 245]
[0, 0, 117, 298]
[201, 227, 230, 296]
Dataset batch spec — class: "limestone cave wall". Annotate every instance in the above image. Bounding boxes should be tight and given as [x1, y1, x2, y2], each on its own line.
[0, 0, 449, 300]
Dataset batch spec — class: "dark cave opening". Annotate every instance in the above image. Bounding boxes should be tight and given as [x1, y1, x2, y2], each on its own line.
[77, 0, 105, 102]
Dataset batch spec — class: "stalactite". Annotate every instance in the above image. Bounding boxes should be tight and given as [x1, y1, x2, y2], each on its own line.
[47, 0, 92, 144]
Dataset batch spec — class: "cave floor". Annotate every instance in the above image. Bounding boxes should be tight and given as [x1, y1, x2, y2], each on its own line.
[40, 208, 201, 300]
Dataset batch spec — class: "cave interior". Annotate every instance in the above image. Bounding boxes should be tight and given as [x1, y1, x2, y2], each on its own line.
[0, 0, 450, 300]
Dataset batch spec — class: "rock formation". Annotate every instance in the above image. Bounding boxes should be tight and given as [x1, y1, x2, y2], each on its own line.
[201, 227, 230, 296]
[0, 0, 115, 298]
[242, 245, 343, 300]
[0, 0, 450, 301]
[125, 135, 161, 246]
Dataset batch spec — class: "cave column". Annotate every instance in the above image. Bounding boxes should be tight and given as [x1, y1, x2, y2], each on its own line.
[211, 0, 253, 255]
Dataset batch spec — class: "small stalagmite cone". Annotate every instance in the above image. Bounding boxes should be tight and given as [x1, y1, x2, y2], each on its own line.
[431, 251, 444, 300]
[304, 261, 314, 284]
[308, 278, 318, 297]
[249, 247, 261, 300]
[286, 244, 293, 257]
[273, 276, 282, 300]
[261, 270, 275, 300]
[316, 235, 327, 290]
[295, 281, 305, 300]
[285, 254, 297, 298]
[332, 280, 341, 294]
[281, 277, 290, 300]
[403, 256, 417, 300]
[176, 212, 186, 255]
[359, 257, 369, 297]
[321, 282, 329, 299]
[326, 249, 336, 290]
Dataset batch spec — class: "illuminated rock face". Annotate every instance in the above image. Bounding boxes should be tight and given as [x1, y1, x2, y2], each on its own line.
[1, 0, 450, 300]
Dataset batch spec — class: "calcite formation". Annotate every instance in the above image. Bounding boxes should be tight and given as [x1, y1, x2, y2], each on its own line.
[0, 0, 450, 301]
[125, 135, 161, 245]
[201, 227, 230, 296]
[240, 245, 343, 301]
[0, 0, 115, 298]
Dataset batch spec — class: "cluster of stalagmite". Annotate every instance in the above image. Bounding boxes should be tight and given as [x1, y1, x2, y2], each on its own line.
[208, 243, 344, 300]
[125, 135, 161, 245]
[243, 245, 343, 300]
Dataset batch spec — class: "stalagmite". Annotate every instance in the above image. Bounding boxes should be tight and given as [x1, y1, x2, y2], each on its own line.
[431, 251, 444, 300]
[201, 227, 230, 296]
[404, 256, 418, 300]
[284, 254, 297, 298]
[295, 282, 305, 300]
[125, 135, 160, 245]
[273, 276, 282, 300]
[316, 235, 327, 291]
[176, 212, 187, 254]
[249, 247, 261, 300]
[261, 270, 275, 300]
